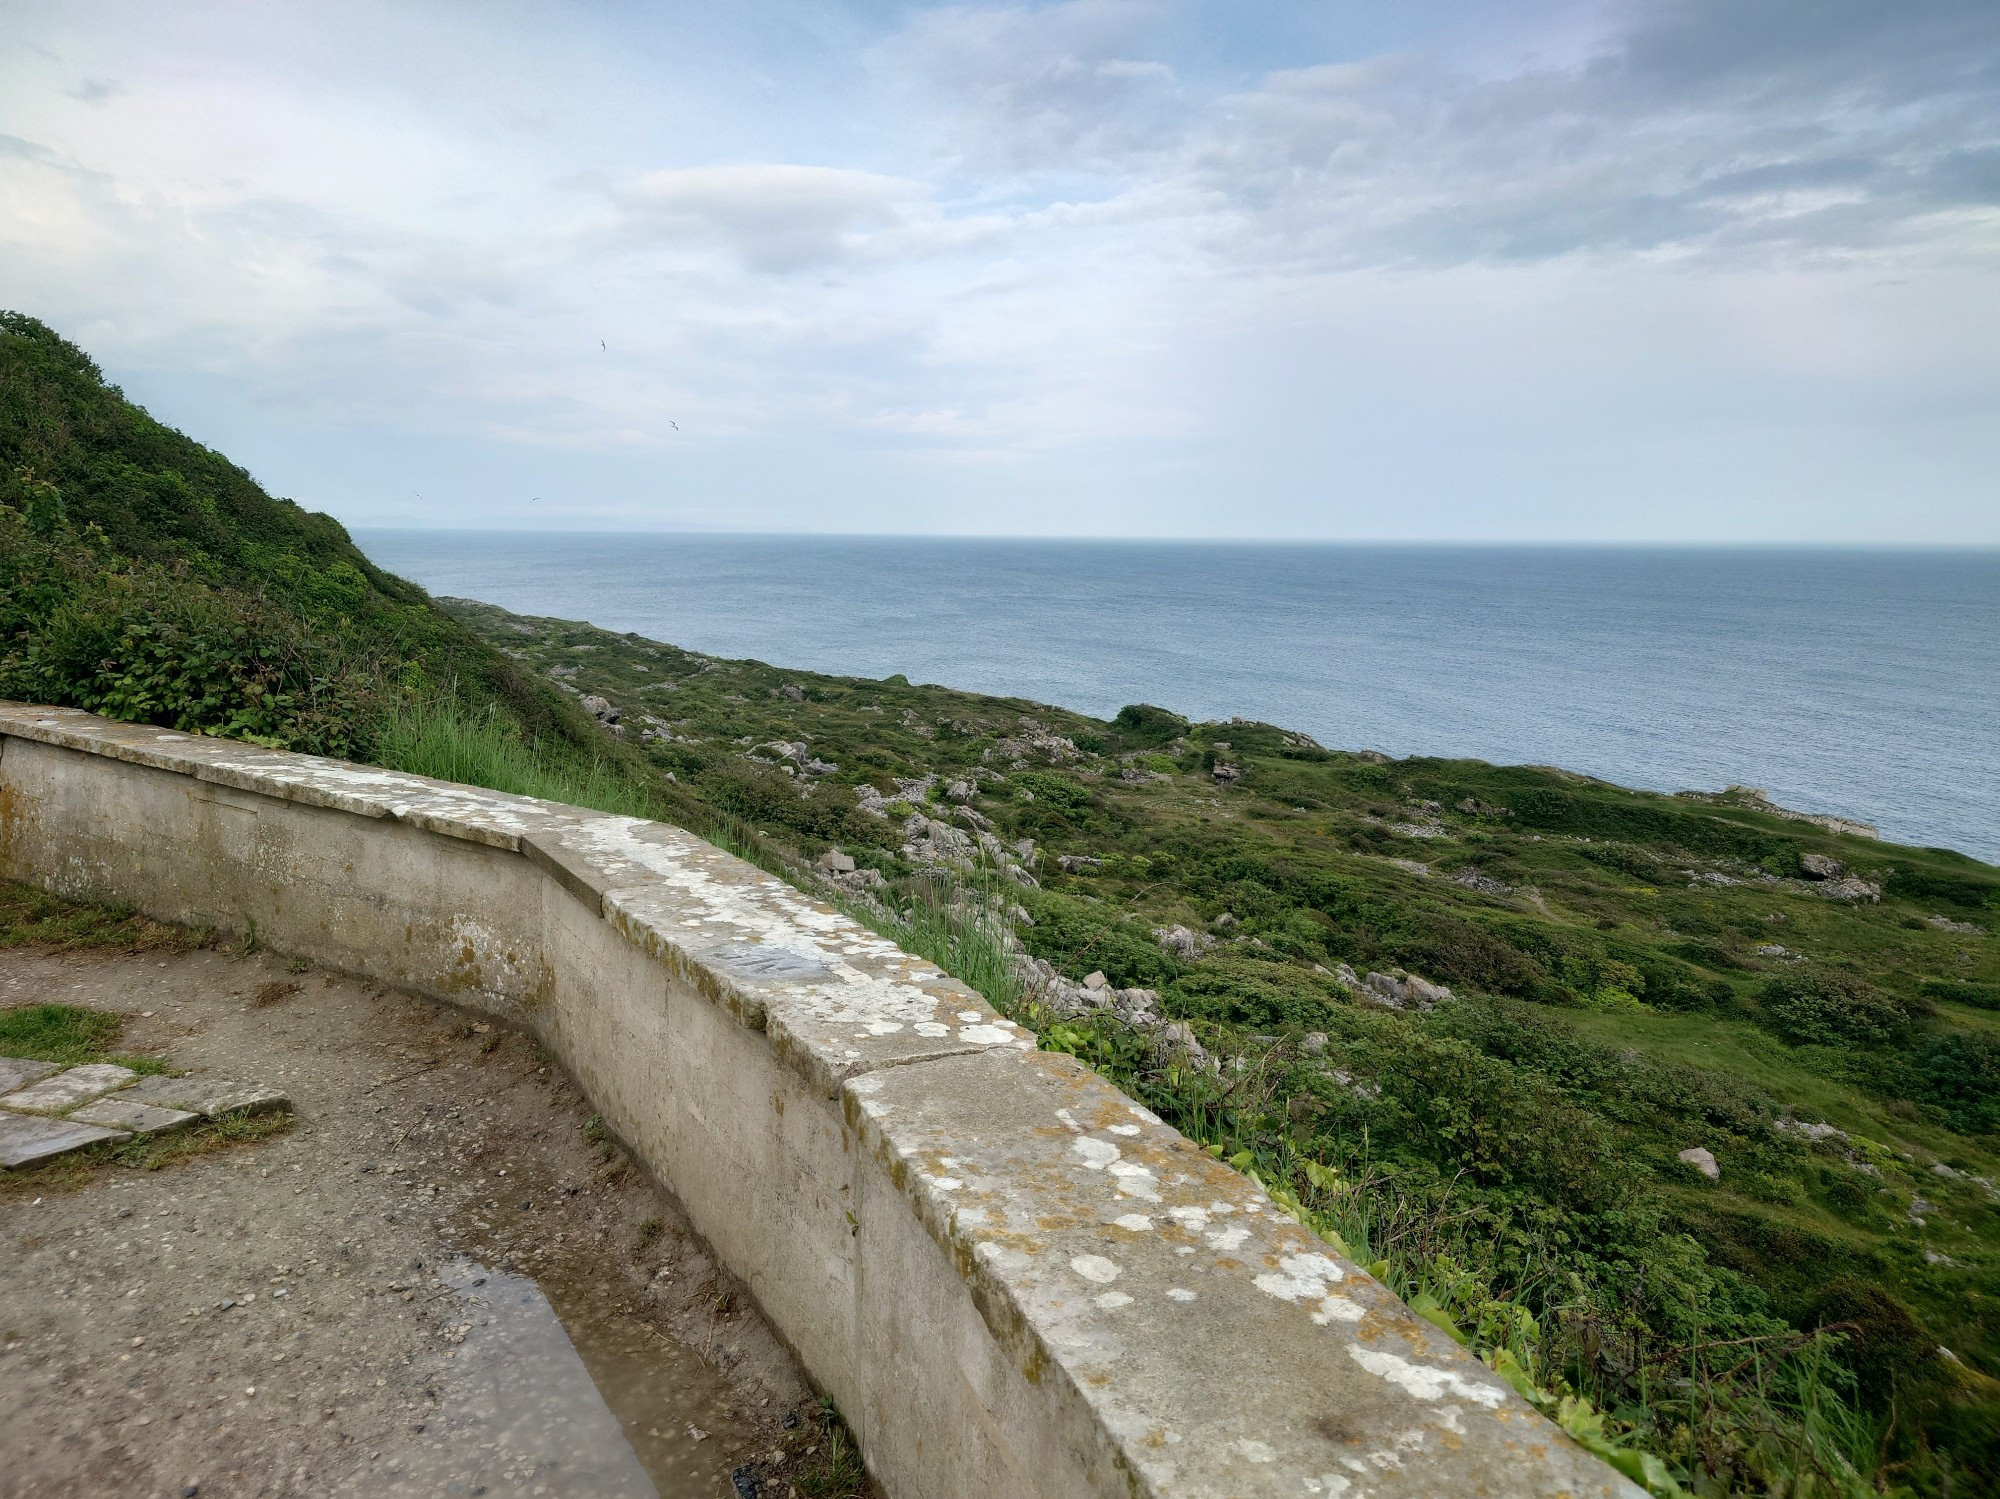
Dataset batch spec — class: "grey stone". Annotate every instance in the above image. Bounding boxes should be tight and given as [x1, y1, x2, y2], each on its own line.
[0, 1057, 59, 1094]
[0, 1111, 130, 1168]
[779, 683, 805, 701]
[0, 1062, 138, 1115]
[70, 1097, 199, 1136]
[119, 1075, 291, 1119]
[815, 850, 857, 876]
[1799, 852, 1845, 880]
[1678, 1146, 1720, 1181]
[1083, 971, 1108, 992]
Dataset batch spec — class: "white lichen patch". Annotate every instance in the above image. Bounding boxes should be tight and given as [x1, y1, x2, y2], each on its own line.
[1237, 1440, 1277, 1464]
[1071, 1137, 1121, 1171]
[1094, 1291, 1134, 1310]
[1108, 1161, 1161, 1201]
[1314, 1295, 1366, 1325]
[1167, 1205, 1210, 1232]
[1070, 1254, 1122, 1284]
[1166, 1288, 1197, 1302]
[1347, 1347, 1504, 1408]
[1108, 1123, 1142, 1136]
[1112, 1213, 1153, 1231]
[1205, 1226, 1251, 1253]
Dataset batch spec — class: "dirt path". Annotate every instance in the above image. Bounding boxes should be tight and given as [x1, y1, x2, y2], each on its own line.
[0, 943, 843, 1499]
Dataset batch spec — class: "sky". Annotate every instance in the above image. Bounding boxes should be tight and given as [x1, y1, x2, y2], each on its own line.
[3, 1, 1998, 541]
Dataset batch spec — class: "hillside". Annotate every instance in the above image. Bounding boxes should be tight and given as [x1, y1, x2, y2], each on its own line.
[441, 595, 2000, 1496]
[0, 312, 594, 762]
[5, 313, 1999, 1494]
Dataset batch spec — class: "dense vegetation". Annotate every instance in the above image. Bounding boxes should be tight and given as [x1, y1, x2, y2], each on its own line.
[5, 312, 1999, 1494]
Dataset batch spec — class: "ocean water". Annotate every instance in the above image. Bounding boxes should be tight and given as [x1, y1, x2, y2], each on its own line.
[354, 534, 2000, 864]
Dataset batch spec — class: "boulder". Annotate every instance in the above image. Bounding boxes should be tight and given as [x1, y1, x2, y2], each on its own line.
[579, 695, 619, 724]
[1678, 1146, 1721, 1181]
[779, 683, 805, 701]
[945, 779, 975, 803]
[816, 850, 857, 876]
[1083, 971, 1109, 992]
[1153, 924, 1214, 962]
[1800, 852, 1846, 880]
[1211, 762, 1242, 787]
[1301, 1031, 1328, 1055]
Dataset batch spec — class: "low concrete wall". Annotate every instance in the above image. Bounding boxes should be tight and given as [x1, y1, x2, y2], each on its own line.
[0, 704, 1634, 1499]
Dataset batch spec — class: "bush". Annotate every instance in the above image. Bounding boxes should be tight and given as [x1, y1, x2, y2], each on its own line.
[1910, 1033, 2000, 1135]
[1758, 965, 1925, 1047]
[1110, 702, 1188, 748]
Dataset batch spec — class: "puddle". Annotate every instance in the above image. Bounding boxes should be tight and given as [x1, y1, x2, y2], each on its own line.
[360, 1259, 766, 1498]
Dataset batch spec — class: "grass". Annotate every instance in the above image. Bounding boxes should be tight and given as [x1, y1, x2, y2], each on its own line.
[0, 882, 208, 955]
[374, 695, 657, 817]
[0, 1001, 171, 1075]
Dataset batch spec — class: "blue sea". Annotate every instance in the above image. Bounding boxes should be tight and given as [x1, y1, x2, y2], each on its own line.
[354, 535, 2000, 865]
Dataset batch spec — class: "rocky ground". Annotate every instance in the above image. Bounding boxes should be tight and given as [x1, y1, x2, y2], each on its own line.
[0, 942, 864, 1499]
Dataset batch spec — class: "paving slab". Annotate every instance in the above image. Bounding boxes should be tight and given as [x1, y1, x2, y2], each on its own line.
[0, 1062, 138, 1115]
[0, 1056, 60, 1094]
[118, 1074, 290, 1118]
[0, 1111, 131, 1168]
[68, 1096, 199, 1136]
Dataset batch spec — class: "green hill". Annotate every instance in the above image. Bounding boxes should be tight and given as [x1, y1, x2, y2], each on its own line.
[6, 312, 1999, 1494]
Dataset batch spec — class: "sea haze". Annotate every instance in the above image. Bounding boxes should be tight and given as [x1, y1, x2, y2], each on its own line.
[354, 535, 2000, 865]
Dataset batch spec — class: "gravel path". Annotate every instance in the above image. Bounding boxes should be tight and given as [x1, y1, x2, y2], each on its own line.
[0, 943, 823, 1498]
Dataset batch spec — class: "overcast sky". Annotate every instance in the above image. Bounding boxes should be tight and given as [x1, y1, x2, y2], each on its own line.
[4, 1, 1997, 540]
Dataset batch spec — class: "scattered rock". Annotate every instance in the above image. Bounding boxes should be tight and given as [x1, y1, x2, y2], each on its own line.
[944, 779, 975, 803]
[1929, 914, 1987, 934]
[1301, 1032, 1328, 1055]
[1453, 867, 1512, 897]
[1057, 854, 1103, 874]
[1153, 924, 1215, 962]
[815, 850, 856, 876]
[1083, 971, 1109, 993]
[578, 695, 619, 725]
[778, 684, 805, 701]
[1799, 852, 1846, 880]
[1816, 877, 1881, 903]
[1211, 762, 1242, 788]
[1678, 1147, 1721, 1181]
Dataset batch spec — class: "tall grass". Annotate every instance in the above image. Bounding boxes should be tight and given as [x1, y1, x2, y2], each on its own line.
[374, 695, 656, 817]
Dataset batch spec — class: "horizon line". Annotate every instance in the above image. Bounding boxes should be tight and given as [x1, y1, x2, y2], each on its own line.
[345, 527, 2000, 551]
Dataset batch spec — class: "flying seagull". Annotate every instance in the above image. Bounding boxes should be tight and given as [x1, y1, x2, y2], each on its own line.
[600, 340, 606, 351]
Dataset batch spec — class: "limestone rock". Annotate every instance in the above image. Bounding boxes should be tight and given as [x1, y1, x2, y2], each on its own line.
[1153, 924, 1214, 962]
[1800, 852, 1846, 880]
[1678, 1146, 1721, 1181]
[578, 695, 620, 724]
[816, 850, 857, 876]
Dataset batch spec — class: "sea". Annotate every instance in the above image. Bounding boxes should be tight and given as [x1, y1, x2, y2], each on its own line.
[353, 534, 2000, 865]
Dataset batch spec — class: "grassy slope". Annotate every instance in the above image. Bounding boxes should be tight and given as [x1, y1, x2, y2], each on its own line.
[444, 594, 2000, 1492]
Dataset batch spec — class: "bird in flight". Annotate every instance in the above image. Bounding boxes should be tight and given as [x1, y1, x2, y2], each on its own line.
[600, 340, 606, 351]
[669, 421, 679, 431]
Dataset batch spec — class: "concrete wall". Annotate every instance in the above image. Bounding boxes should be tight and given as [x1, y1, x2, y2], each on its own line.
[0, 704, 1636, 1499]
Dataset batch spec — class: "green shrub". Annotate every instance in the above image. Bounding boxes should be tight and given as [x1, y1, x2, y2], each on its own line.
[1758, 965, 1925, 1047]
[1910, 1033, 2000, 1135]
[1919, 978, 2000, 1010]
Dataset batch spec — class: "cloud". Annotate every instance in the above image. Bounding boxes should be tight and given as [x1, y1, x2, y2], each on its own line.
[609, 164, 918, 272]
[63, 78, 122, 105]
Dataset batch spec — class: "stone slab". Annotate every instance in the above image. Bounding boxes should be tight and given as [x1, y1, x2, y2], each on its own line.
[0, 1111, 131, 1168]
[0, 1062, 138, 1115]
[118, 1075, 290, 1118]
[69, 1097, 199, 1135]
[0, 1057, 60, 1094]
